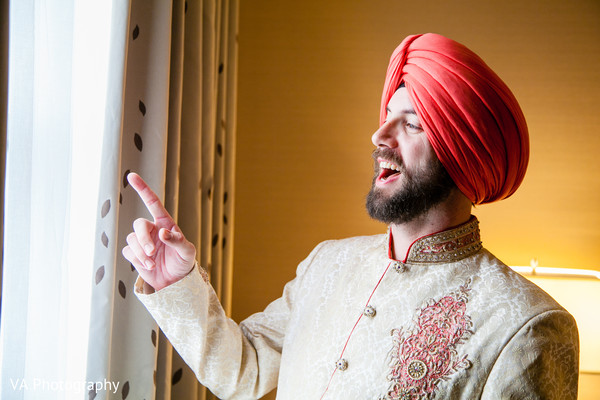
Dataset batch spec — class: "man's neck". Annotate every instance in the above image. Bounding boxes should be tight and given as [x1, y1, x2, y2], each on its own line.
[389, 190, 472, 261]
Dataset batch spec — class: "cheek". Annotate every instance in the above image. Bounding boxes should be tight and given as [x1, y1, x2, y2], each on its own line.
[424, 146, 439, 167]
[407, 139, 437, 169]
[419, 135, 438, 164]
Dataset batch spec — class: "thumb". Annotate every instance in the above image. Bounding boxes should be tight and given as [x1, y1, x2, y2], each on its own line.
[159, 227, 196, 261]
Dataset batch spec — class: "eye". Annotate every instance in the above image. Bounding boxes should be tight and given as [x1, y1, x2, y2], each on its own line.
[406, 122, 423, 132]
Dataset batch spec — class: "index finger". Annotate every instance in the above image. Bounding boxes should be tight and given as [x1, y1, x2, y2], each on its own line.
[127, 172, 173, 222]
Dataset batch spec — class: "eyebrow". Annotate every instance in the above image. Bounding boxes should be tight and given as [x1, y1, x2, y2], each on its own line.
[386, 107, 418, 115]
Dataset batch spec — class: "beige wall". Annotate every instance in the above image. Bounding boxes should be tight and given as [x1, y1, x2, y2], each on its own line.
[234, 1, 599, 397]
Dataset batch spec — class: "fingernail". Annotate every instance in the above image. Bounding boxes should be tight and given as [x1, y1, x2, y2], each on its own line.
[145, 259, 155, 270]
[144, 244, 154, 255]
[163, 230, 172, 240]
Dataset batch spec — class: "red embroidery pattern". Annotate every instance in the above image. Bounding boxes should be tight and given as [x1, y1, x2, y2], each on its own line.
[385, 281, 473, 400]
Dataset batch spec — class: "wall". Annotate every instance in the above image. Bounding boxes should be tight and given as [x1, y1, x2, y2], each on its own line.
[234, 1, 600, 398]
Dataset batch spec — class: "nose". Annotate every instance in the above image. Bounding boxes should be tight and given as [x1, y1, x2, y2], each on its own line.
[371, 121, 397, 148]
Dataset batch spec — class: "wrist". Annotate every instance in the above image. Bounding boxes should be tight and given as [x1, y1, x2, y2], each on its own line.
[151, 261, 197, 292]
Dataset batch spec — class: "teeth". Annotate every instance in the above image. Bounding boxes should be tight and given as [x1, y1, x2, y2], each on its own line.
[379, 161, 400, 171]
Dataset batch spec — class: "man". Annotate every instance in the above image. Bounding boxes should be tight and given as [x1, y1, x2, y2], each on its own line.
[123, 33, 579, 399]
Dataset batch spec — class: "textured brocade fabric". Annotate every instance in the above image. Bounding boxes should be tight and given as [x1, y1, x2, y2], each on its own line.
[135, 219, 579, 399]
[480, 310, 580, 399]
[135, 267, 286, 399]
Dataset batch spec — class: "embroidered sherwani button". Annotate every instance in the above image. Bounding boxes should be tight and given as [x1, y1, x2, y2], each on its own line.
[392, 261, 405, 273]
[335, 358, 348, 371]
[363, 305, 376, 318]
[406, 359, 427, 380]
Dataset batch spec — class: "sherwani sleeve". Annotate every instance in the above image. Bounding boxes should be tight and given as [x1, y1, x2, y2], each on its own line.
[481, 309, 580, 399]
[134, 244, 322, 399]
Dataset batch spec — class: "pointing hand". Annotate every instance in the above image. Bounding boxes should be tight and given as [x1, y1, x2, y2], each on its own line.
[122, 172, 196, 291]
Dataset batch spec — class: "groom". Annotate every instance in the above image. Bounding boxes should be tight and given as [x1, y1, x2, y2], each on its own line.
[123, 33, 579, 399]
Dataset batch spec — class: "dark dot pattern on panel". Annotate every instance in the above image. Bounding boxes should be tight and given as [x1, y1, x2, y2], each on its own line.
[95, 266, 105, 285]
[118, 280, 127, 299]
[132, 25, 139, 40]
[172, 368, 183, 386]
[121, 381, 130, 399]
[101, 199, 111, 218]
[134, 133, 143, 151]
[123, 170, 131, 188]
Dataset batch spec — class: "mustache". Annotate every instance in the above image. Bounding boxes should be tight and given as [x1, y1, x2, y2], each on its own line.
[371, 148, 404, 170]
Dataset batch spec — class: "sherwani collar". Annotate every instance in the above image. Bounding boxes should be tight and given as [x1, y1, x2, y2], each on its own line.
[387, 216, 482, 265]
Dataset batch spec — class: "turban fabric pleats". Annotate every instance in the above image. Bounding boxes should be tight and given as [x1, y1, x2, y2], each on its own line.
[380, 34, 529, 204]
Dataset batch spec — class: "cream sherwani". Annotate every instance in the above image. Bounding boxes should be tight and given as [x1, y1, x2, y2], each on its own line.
[136, 218, 579, 399]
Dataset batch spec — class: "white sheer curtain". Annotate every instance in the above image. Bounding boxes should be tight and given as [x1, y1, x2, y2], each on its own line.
[1, 1, 105, 398]
[1, 0, 238, 399]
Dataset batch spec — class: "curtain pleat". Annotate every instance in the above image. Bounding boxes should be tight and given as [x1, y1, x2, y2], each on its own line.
[222, 0, 239, 316]
[0, 0, 8, 301]
[200, 0, 217, 287]
[166, 1, 239, 398]
[159, 1, 185, 399]
[172, 1, 205, 397]
[0, 0, 35, 393]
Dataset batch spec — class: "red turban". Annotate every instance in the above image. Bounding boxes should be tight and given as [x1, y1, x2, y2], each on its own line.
[380, 33, 529, 204]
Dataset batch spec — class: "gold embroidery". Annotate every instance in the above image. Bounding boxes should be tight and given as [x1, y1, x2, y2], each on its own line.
[406, 217, 482, 264]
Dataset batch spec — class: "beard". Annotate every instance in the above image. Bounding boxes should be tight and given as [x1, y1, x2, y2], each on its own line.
[365, 149, 457, 225]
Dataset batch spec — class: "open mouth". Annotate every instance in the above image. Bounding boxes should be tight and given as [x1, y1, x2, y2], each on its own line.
[377, 159, 402, 182]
